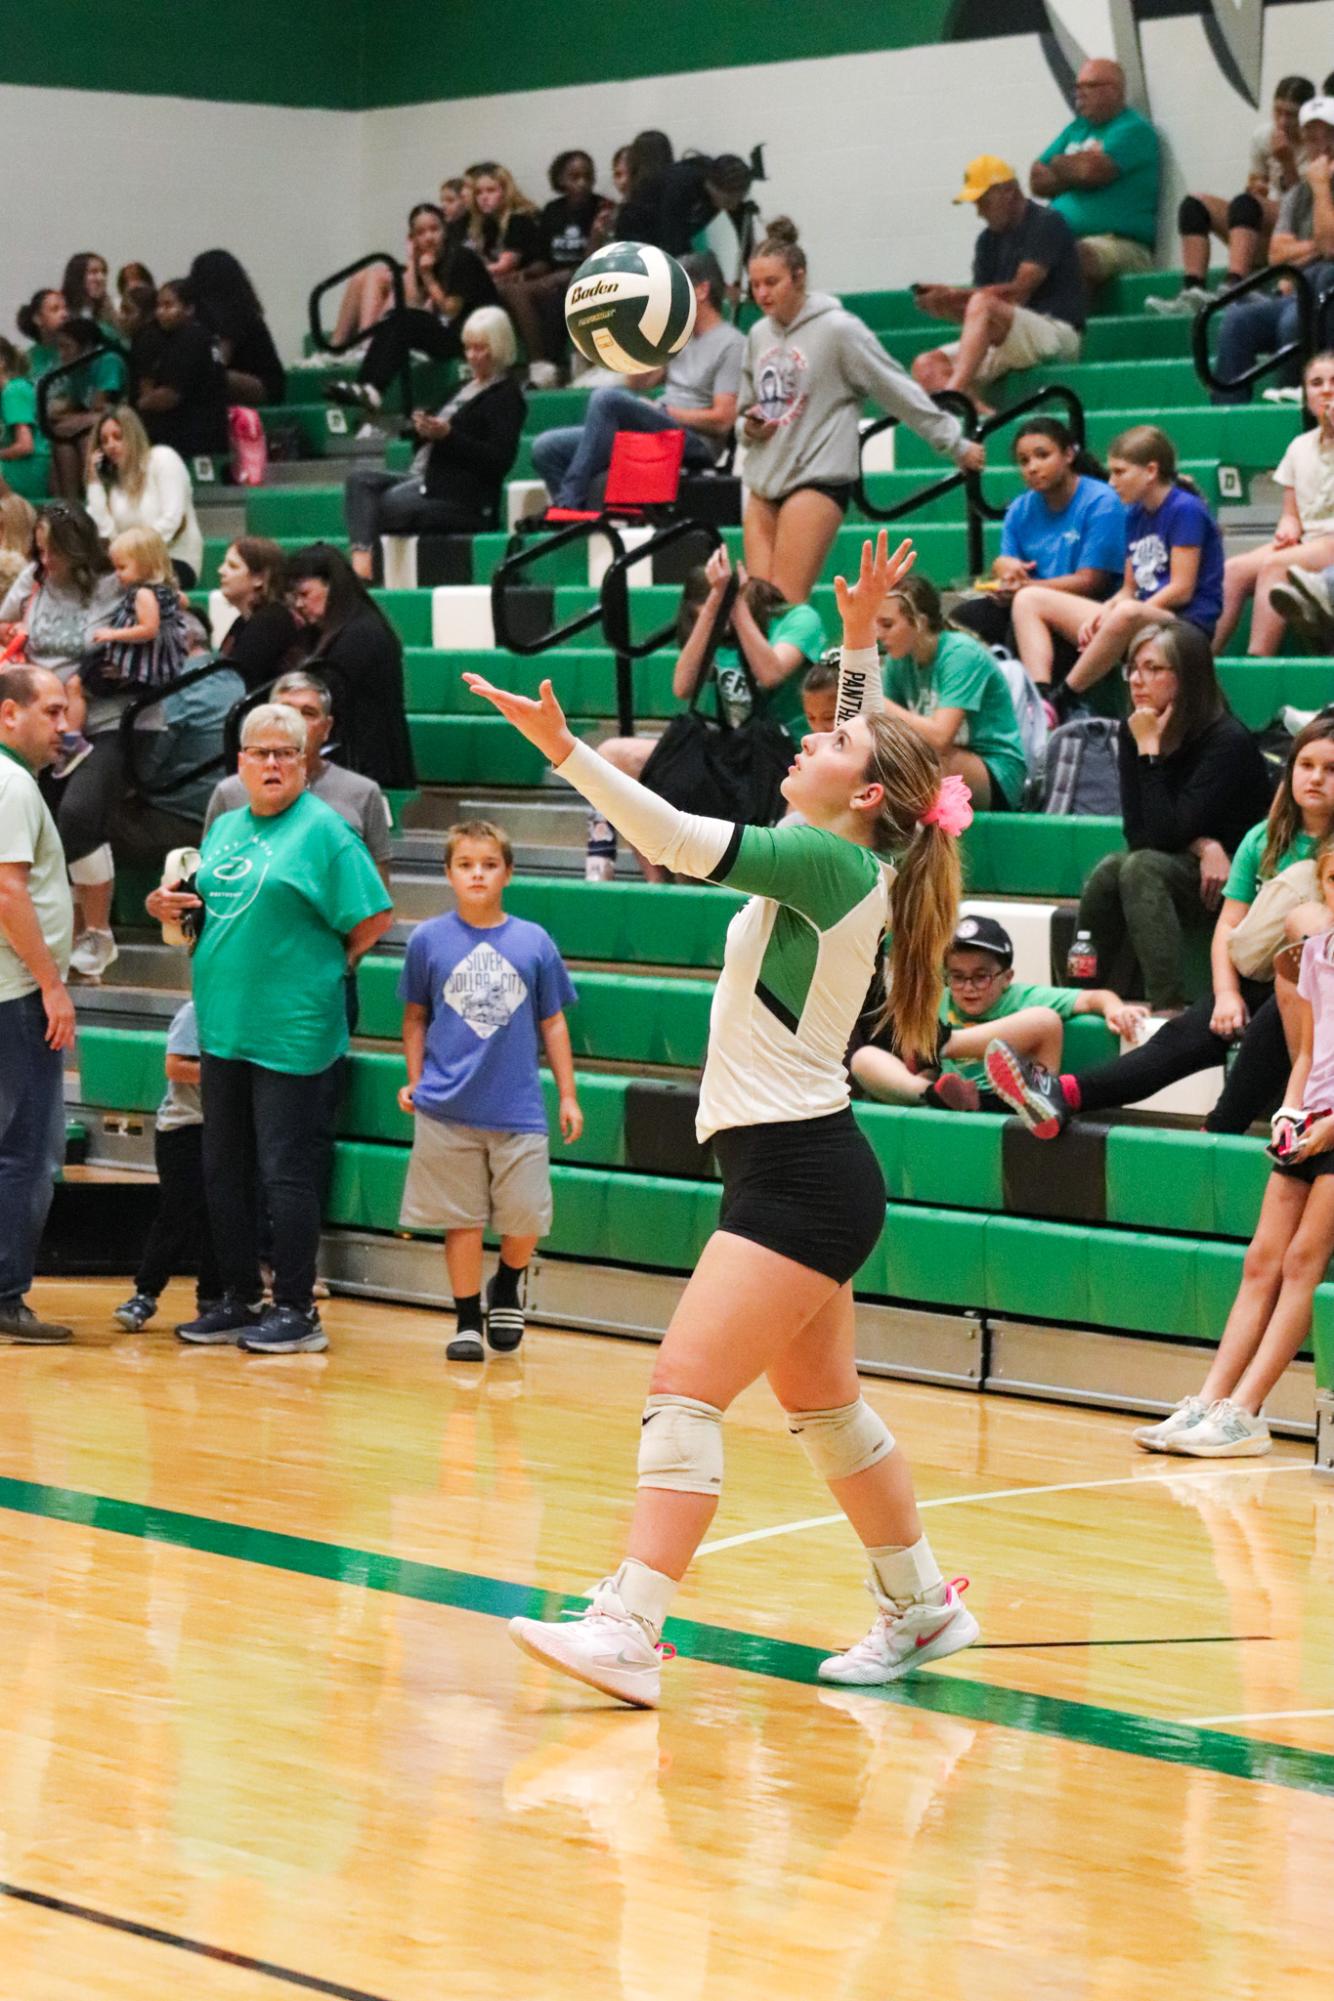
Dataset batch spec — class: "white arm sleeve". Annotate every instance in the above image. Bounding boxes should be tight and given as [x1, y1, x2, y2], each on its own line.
[835, 643, 884, 726]
[554, 738, 734, 879]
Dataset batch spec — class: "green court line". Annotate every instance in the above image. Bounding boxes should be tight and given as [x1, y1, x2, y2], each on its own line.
[2, 1471, 1332, 1799]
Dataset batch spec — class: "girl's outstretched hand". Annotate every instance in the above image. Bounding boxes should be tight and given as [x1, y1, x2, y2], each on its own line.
[833, 530, 916, 648]
[463, 673, 576, 764]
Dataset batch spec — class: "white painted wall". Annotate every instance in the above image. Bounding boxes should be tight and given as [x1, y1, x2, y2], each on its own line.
[0, 83, 367, 355]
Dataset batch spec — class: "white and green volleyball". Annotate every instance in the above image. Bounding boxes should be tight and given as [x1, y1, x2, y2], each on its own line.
[563, 241, 697, 373]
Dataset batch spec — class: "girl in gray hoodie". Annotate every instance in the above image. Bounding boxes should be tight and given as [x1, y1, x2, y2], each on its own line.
[741, 219, 985, 603]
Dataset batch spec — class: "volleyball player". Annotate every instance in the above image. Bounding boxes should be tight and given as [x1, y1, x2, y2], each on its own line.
[463, 532, 979, 1708]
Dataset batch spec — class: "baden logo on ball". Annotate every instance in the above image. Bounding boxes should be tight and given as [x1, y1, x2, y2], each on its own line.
[564, 241, 697, 375]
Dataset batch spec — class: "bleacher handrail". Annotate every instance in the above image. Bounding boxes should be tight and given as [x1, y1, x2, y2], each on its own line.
[1191, 260, 1320, 399]
[117, 657, 245, 804]
[490, 520, 620, 655]
[600, 519, 723, 735]
[34, 338, 130, 442]
[968, 384, 1089, 525]
[306, 253, 413, 415]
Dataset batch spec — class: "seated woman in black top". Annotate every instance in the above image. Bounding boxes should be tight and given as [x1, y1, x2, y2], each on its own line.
[188, 250, 286, 406]
[466, 163, 542, 279]
[286, 543, 416, 791]
[499, 150, 614, 385]
[132, 279, 228, 460]
[651, 152, 756, 263]
[614, 130, 675, 242]
[217, 535, 302, 688]
[324, 204, 501, 416]
[343, 307, 525, 579]
[1076, 620, 1271, 1012]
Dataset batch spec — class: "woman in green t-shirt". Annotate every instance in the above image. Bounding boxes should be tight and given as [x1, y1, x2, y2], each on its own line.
[874, 573, 1027, 810]
[0, 340, 50, 501]
[15, 288, 68, 384]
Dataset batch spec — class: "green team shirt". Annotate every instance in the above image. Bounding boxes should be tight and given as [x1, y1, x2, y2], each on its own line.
[0, 378, 51, 501]
[701, 820, 889, 1138]
[714, 601, 826, 735]
[193, 790, 391, 1075]
[1223, 820, 1318, 905]
[883, 630, 1028, 809]
[1039, 108, 1161, 246]
[940, 978, 1082, 1087]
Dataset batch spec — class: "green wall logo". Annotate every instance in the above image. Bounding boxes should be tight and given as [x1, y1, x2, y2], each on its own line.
[949, 0, 1277, 108]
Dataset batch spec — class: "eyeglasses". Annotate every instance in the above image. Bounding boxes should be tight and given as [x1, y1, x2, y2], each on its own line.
[241, 745, 302, 764]
[1122, 660, 1173, 680]
[947, 969, 1004, 991]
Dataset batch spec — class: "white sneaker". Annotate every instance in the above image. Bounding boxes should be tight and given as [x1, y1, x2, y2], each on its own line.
[69, 928, 118, 980]
[1132, 1395, 1209, 1452]
[818, 1577, 979, 1686]
[509, 1574, 670, 1707]
[1173, 1398, 1272, 1458]
[1145, 285, 1214, 317]
[526, 361, 561, 389]
[1262, 386, 1304, 405]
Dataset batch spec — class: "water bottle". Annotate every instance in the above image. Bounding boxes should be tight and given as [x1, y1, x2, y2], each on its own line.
[585, 812, 617, 883]
[1066, 927, 1097, 984]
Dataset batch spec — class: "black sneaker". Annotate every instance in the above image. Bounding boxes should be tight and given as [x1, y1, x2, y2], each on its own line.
[113, 1292, 158, 1332]
[984, 1039, 1069, 1140]
[176, 1293, 264, 1344]
[485, 1272, 527, 1353]
[322, 379, 380, 411]
[446, 1325, 485, 1361]
[1269, 570, 1334, 649]
[239, 1305, 328, 1354]
[0, 1299, 73, 1344]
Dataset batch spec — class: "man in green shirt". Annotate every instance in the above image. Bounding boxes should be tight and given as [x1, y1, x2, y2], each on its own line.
[0, 666, 77, 1343]
[1030, 58, 1162, 287]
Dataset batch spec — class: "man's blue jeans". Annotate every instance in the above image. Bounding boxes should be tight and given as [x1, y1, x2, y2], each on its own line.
[1214, 264, 1334, 402]
[0, 990, 65, 1303]
[531, 388, 713, 506]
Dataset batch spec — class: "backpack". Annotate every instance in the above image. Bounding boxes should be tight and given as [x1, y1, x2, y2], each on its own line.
[1041, 715, 1122, 815]
[228, 404, 268, 486]
[990, 646, 1049, 802]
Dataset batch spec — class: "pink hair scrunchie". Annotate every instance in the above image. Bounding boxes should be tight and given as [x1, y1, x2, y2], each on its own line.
[919, 772, 973, 838]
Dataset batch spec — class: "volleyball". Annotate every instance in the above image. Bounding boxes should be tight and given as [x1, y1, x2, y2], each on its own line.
[563, 241, 698, 373]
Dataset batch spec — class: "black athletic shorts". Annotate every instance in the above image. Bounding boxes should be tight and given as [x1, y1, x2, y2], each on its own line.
[1274, 1148, 1334, 1183]
[712, 1107, 886, 1284]
[781, 479, 855, 512]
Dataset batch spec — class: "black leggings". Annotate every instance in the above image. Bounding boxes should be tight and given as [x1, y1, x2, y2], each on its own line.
[55, 728, 124, 866]
[359, 309, 461, 397]
[1073, 979, 1288, 1133]
[136, 1123, 221, 1303]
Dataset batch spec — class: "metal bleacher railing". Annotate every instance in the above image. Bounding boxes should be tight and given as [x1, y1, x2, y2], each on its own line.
[35, 339, 130, 441]
[1191, 260, 1329, 402]
[307, 255, 415, 419]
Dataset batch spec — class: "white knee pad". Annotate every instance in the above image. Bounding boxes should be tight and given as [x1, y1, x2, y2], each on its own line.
[788, 1398, 894, 1481]
[68, 842, 114, 887]
[638, 1393, 724, 1496]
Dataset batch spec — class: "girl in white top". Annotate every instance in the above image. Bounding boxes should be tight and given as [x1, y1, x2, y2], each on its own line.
[466, 533, 982, 1708]
[1215, 350, 1334, 657]
[84, 405, 203, 587]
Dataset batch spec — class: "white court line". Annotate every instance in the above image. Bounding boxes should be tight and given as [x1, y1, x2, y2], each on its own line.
[695, 1462, 1313, 1557]
[1185, 1707, 1334, 1727]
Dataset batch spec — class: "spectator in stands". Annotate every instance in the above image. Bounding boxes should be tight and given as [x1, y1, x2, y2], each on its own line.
[146, 700, 393, 1354]
[343, 307, 524, 578]
[286, 544, 416, 791]
[132, 279, 229, 462]
[0, 664, 76, 1345]
[1012, 425, 1223, 701]
[0, 500, 118, 682]
[1063, 621, 1271, 1012]
[500, 150, 614, 387]
[188, 251, 286, 407]
[1214, 352, 1334, 656]
[615, 131, 675, 242]
[952, 417, 1124, 655]
[16, 289, 68, 381]
[911, 159, 1085, 412]
[874, 574, 1027, 811]
[44, 317, 127, 499]
[467, 164, 542, 278]
[798, 653, 839, 735]
[989, 717, 1334, 1142]
[853, 913, 1144, 1115]
[61, 253, 116, 340]
[205, 670, 392, 886]
[325, 205, 499, 417]
[107, 611, 244, 863]
[114, 264, 155, 334]
[532, 253, 742, 510]
[331, 203, 450, 349]
[1147, 76, 1315, 316]
[650, 152, 756, 263]
[0, 494, 36, 594]
[0, 340, 50, 501]
[739, 220, 984, 605]
[116, 281, 157, 347]
[216, 537, 302, 688]
[440, 178, 469, 241]
[1029, 58, 1161, 287]
[1212, 96, 1334, 401]
[84, 406, 203, 588]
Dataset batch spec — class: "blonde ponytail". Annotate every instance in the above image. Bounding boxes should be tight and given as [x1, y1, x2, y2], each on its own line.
[864, 713, 962, 1062]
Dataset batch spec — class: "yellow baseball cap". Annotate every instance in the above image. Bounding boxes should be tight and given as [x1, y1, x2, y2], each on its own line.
[954, 155, 1019, 203]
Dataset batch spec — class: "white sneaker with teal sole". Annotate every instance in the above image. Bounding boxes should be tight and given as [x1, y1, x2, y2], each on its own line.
[1132, 1395, 1209, 1452]
[1172, 1399, 1271, 1458]
[509, 1576, 670, 1707]
[819, 1578, 979, 1685]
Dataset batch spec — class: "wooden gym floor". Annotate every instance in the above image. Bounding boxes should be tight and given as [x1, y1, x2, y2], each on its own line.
[3, 1276, 1334, 2000]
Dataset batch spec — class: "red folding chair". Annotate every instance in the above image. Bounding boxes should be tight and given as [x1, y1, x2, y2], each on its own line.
[542, 426, 686, 525]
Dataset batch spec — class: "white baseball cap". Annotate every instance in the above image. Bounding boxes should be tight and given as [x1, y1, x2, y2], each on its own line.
[1300, 96, 1334, 129]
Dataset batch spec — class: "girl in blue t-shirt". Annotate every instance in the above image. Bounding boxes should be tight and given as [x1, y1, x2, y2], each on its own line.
[1011, 424, 1224, 710]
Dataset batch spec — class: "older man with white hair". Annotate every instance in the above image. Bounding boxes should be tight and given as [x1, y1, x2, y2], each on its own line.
[1030, 57, 1161, 286]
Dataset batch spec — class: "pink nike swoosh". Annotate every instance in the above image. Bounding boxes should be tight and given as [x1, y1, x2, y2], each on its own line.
[915, 1616, 955, 1650]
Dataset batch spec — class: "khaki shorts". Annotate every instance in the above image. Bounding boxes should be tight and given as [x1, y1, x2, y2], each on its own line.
[399, 1115, 553, 1235]
[1077, 234, 1155, 285]
[942, 306, 1082, 384]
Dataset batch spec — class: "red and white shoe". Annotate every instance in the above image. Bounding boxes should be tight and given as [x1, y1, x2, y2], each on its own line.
[818, 1578, 979, 1685]
[509, 1575, 673, 1707]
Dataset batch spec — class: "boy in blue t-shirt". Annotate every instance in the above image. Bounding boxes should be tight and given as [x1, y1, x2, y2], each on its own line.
[398, 820, 581, 1361]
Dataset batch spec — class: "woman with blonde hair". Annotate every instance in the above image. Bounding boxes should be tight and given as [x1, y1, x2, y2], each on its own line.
[84, 405, 202, 586]
[468, 532, 981, 1707]
[0, 491, 36, 592]
[466, 162, 541, 277]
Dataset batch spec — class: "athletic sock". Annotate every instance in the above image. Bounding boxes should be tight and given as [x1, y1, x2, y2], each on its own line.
[453, 1292, 483, 1333]
[867, 1534, 946, 1610]
[1060, 1074, 1081, 1110]
[610, 1557, 678, 1639]
[491, 1260, 527, 1309]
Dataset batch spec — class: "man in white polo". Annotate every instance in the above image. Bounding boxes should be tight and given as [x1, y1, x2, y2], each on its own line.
[0, 666, 77, 1343]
